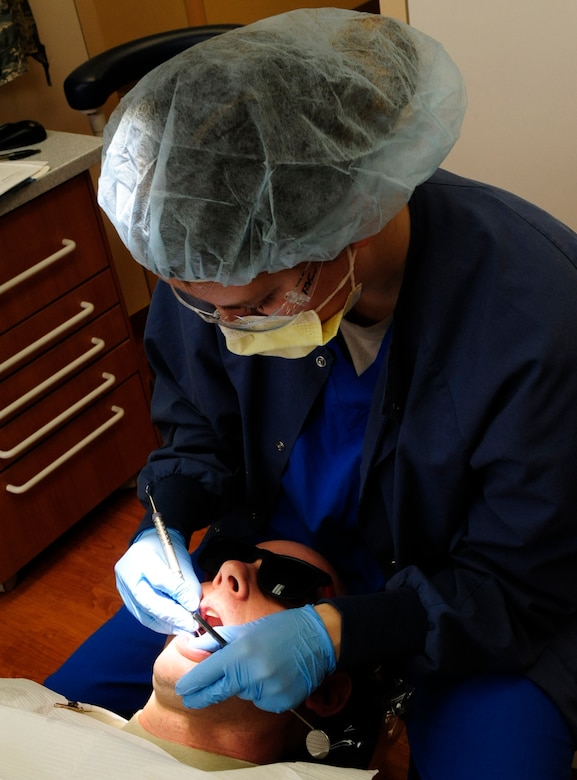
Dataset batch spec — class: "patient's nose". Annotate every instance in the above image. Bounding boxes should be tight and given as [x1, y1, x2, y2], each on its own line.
[212, 560, 251, 600]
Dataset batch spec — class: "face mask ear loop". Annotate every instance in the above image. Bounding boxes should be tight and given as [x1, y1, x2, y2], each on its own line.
[314, 246, 357, 315]
[347, 244, 357, 291]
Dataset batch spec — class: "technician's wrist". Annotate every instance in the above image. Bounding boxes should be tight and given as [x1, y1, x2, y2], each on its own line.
[314, 603, 342, 662]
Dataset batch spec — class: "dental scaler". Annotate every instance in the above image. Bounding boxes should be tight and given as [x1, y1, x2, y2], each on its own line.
[145, 484, 227, 646]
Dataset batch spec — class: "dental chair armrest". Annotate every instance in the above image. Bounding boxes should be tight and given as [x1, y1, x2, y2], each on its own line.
[63, 25, 239, 113]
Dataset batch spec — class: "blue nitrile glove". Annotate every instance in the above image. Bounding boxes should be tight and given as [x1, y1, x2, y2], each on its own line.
[114, 528, 202, 635]
[174, 604, 337, 712]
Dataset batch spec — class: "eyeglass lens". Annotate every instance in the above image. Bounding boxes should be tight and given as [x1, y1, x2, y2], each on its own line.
[171, 262, 320, 327]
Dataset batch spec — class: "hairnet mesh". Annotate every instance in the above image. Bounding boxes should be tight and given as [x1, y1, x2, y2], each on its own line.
[98, 8, 466, 284]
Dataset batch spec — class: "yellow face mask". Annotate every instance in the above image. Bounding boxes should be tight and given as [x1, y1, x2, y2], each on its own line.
[220, 248, 361, 359]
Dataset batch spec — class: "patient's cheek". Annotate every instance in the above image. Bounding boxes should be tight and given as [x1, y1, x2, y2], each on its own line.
[174, 634, 211, 663]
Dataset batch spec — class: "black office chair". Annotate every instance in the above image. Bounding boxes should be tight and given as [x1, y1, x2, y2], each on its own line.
[63, 25, 239, 134]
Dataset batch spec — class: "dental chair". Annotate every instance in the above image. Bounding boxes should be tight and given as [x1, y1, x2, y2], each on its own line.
[63, 24, 239, 134]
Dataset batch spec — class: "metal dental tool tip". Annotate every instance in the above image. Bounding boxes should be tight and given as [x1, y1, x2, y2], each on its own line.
[191, 611, 228, 647]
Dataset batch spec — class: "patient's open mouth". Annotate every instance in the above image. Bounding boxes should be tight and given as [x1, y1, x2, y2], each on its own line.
[193, 606, 223, 637]
[203, 609, 223, 629]
[193, 607, 229, 650]
[192, 604, 226, 645]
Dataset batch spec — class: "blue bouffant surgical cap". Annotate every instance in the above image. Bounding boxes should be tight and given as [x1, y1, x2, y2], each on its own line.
[98, 8, 466, 285]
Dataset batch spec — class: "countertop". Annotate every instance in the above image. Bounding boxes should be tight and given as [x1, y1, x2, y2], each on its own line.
[0, 130, 102, 218]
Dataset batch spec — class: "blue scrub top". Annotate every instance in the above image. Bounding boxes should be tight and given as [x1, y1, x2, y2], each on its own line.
[264, 332, 392, 594]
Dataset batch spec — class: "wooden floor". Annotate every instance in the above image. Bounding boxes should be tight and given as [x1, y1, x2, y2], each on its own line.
[0, 487, 135, 682]
[0, 486, 409, 778]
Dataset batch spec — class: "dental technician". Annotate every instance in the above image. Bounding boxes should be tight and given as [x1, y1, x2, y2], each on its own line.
[47, 10, 577, 778]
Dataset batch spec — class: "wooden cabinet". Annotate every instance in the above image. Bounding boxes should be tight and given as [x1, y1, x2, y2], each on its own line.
[0, 172, 159, 586]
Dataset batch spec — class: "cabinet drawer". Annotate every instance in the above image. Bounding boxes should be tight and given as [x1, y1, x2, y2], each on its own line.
[0, 375, 158, 581]
[0, 270, 121, 373]
[0, 341, 140, 468]
[0, 175, 111, 329]
[1, 305, 129, 420]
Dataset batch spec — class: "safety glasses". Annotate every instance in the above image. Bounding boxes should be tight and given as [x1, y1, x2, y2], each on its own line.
[170, 262, 321, 332]
[197, 537, 334, 604]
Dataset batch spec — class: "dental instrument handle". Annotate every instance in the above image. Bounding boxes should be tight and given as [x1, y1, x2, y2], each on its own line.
[146, 484, 184, 579]
[146, 487, 228, 642]
[152, 512, 184, 579]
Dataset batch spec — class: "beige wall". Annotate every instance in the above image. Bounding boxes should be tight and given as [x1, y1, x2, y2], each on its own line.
[379, 0, 408, 21]
[408, 0, 577, 233]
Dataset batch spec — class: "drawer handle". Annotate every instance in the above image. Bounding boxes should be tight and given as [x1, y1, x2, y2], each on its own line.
[5, 405, 125, 495]
[0, 372, 116, 460]
[0, 300, 95, 376]
[0, 239, 76, 296]
[0, 337, 105, 422]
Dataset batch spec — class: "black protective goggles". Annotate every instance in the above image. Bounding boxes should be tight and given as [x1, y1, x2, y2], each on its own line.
[197, 537, 334, 604]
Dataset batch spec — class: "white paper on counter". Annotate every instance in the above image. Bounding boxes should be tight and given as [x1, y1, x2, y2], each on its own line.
[0, 160, 50, 197]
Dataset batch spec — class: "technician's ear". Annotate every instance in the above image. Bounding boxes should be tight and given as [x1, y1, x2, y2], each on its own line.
[304, 672, 353, 718]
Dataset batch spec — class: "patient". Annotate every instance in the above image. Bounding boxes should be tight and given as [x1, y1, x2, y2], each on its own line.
[0, 538, 385, 772]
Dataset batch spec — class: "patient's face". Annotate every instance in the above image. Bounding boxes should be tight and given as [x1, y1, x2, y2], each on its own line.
[152, 540, 339, 704]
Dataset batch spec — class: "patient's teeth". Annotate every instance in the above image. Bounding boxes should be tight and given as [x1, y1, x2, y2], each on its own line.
[202, 608, 223, 628]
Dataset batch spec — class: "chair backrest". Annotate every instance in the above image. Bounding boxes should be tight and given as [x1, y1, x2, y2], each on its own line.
[63, 24, 239, 134]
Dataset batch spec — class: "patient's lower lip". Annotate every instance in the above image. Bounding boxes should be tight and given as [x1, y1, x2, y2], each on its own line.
[174, 635, 211, 662]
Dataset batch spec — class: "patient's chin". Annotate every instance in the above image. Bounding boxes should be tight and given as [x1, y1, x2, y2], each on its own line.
[152, 638, 207, 696]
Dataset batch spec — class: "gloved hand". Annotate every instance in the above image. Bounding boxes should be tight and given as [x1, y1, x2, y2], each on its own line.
[115, 528, 202, 634]
[174, 604, 337, 712]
